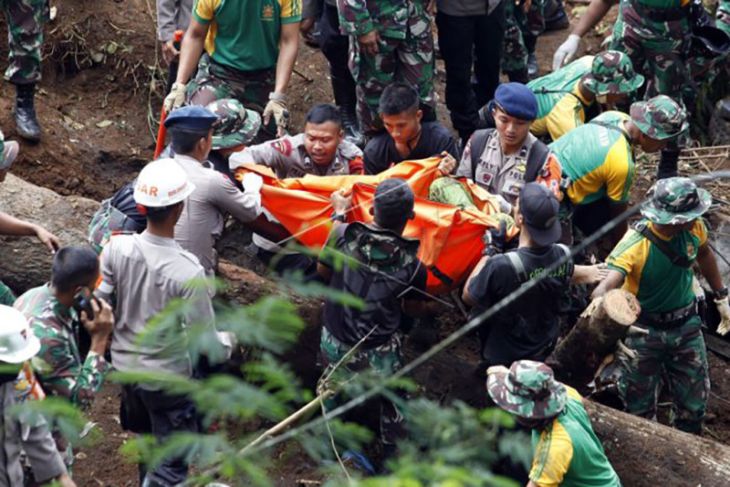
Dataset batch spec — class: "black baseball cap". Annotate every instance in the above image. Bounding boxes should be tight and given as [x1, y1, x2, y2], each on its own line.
[374, 178, 414, 224]
[519, 183, 561, 247]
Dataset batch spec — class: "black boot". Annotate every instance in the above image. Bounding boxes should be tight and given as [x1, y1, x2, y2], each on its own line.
[657, 148, 680, 180]
[331, 72, 364, 147]
[341, 105, 365, 147]
[545, 0, 570, 31]
[14, 83, 41, 143]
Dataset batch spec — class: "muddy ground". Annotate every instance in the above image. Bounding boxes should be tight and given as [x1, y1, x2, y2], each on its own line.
[2, 1, 729, 486]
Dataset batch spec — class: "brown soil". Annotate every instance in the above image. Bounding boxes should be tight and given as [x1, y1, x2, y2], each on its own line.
[3, 2, 728, 486]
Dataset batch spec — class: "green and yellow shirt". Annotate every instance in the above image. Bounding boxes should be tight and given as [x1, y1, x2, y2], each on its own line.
[193, 0, 302, 72]
[531, 386, 621, 487]
[529, 56, 594, 142]
[549, 111, 634, 206]
[606, 219, 707, 313]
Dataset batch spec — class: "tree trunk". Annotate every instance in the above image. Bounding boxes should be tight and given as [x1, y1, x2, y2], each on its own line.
[0, 174, 99, 293]
[548, 289, 641, 386]
[585, 400, 730, 486]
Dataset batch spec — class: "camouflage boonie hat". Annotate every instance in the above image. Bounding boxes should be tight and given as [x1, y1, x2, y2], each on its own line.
[583, 50, 645, 96]
[630, 95, 689, 141]
[206, 98, 261, 150]
[487, 360, 567, 419]
[641, 177, 712, 225]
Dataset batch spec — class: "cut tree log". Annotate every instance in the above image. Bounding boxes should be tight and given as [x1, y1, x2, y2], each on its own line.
[548, 289, 641, 386]
[585, 400, 730, 486]
[0, 174, 99, 292]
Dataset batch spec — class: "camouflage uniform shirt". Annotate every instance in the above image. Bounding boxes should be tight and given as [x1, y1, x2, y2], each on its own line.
[14, 284, 110, 410]
[337, 0, 429, 39]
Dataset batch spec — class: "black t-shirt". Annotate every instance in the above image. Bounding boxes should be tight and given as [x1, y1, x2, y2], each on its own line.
[320, 224, 428, 348]
[364, 121, 461, 175]
[467, 245, 574, 366]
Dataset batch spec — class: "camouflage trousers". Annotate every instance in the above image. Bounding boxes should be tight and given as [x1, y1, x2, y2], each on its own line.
[1, 0, 48, 85]
[186, 54, 276, 139]
[319, 327, 405, 446]
[349, 28, 436, 135]
[0, 279, 16, 306]
[617, 315, 709, 434]
[501, 0, 546, 75]
[610, 0, 692, 106]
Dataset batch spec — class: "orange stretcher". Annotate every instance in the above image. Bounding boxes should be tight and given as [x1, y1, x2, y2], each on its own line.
[236, 157, 515, 294]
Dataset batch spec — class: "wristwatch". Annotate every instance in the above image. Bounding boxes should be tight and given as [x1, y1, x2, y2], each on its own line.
[712, 287, 729, 299]
[330, 211, 346, 223]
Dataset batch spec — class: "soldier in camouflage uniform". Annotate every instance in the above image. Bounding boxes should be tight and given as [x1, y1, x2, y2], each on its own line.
[552, 0, 710, 179]
[14, 247, 114, 466]
[527, 50, 644, 142]
[336, 0, 436, 136]
[550, 95, 688, 245]
[164, 0, 302, 139]
[502, 0, 547, 82]
[317, 178, 431, 463]
[593, 178, 730, 433]
[488, 361, 621, 486]
[2, 0, 49, 141]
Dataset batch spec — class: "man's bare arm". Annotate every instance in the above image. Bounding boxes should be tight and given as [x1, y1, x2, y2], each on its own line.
[591, 269, 625, 299]
[175, 18, 209, 85]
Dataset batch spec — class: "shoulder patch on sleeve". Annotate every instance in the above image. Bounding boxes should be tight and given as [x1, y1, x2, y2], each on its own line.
[271, 138, 293, 156]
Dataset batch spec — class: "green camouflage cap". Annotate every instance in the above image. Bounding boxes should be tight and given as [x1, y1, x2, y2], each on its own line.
[641, 177, 712, 225]
[206, 98, 262, 150]
[487, 360, 567, 419]
[630, 95, 689, 141]
[583, 50, 645, 96]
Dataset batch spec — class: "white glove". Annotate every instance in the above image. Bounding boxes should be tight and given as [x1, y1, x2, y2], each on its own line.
[163, 82, 187, 112]
[715, 296, 730, 336]
[242, 172, 263, 194]
[552, 34, 581, 71]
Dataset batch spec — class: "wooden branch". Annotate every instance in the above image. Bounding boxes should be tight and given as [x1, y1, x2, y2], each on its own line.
[240, 390, 334, 455]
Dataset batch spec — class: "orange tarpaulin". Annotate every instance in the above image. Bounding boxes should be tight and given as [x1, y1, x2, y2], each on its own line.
[237, 157, 513, 294]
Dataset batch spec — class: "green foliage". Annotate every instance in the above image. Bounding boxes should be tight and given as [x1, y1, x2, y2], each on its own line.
[24, 274, 529, 486]
[10, 396, 94, 447]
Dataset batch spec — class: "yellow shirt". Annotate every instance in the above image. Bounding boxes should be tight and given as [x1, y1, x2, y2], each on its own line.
[550, 111, 634, 206]
[530, 80, 593, 142]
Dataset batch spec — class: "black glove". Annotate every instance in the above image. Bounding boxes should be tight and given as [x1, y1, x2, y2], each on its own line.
[482, 221, 508, 256]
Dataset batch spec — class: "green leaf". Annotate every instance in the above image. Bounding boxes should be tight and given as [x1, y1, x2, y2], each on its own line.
[10, 397, 92, 447]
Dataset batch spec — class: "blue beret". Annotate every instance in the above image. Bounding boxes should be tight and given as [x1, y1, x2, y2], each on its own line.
[164, 105, 218, 131]
[489, 82, 538, 121]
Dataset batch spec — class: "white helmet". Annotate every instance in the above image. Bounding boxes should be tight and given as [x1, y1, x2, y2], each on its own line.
[133, 158, 196, 208]
[0, 305, 41, 363]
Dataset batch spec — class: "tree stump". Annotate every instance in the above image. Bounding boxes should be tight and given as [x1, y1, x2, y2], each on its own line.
[548, 289, 641, 386]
